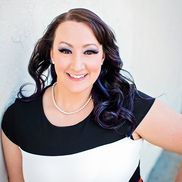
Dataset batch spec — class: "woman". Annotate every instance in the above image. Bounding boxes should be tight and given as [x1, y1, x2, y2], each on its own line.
[1, 8, 182, 182]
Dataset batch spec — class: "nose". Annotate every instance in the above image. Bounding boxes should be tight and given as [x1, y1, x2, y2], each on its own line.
[70, 54, 85, 71]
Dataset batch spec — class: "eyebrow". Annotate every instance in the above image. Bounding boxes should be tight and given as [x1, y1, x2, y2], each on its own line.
[59, 41, 99, 48]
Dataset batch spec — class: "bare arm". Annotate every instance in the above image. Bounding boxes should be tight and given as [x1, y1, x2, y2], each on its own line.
[135, 99, 182, 154]
[1, 131, 24, 182]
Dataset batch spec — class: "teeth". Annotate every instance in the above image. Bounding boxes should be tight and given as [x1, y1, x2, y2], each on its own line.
[69, 73, 86, 79]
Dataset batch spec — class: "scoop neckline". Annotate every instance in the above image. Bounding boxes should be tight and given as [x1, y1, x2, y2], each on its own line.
[39, 85, 94, 129]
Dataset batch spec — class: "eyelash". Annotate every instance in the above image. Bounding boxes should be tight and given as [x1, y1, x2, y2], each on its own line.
[58, 49, 71, 54]
[58, 48, 99, 55]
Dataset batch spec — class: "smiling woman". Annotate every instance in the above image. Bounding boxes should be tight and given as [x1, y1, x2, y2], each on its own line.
[1, 8, 182, 182]
[50, 21, 105, 96]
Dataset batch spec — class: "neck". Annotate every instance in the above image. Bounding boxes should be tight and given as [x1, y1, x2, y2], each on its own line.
[53, 82, 93, 112]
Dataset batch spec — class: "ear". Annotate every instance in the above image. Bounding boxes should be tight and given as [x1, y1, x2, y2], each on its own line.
[50, 49, 54, 64]
[50, 49, 53, 60]
[101, 53, 105, 64]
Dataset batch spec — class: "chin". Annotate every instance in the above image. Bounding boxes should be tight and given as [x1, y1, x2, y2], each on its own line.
[66, 85, 93, 94]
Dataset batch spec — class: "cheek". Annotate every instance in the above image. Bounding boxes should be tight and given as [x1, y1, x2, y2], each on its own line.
[87, 57, 103, 72]
[87, 62, 102, 79]
[55, 59, 70, 71]
[87, 62, 101, 73]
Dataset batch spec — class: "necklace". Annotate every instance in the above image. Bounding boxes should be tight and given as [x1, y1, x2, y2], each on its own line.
[51, 82, 92, 115]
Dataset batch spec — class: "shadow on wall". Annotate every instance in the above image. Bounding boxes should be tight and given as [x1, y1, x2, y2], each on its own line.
[147, 150, 182, 182]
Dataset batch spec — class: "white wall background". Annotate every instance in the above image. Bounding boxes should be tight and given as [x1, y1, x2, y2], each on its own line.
[0, 0, 182, 181]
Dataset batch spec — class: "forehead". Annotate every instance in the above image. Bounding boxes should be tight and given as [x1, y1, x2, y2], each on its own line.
[53, 21, 100, 45]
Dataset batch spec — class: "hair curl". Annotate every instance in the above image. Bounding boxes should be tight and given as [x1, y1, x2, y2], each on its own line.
[18, 8, 138, 136]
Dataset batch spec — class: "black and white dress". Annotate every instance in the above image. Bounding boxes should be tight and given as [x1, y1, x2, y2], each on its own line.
[1, 88, 155, 182]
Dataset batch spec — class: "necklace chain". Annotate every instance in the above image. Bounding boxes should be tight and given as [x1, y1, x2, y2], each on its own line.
[51, 82, 92, 115]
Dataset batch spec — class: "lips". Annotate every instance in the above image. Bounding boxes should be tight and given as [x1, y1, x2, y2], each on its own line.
[66, 73, 88, 80]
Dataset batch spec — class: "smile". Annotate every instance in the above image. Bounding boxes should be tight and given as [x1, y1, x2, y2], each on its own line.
[66, 73, 88, 80]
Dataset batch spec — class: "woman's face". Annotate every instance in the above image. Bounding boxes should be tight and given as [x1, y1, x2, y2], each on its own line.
[51, 20, 105, 94]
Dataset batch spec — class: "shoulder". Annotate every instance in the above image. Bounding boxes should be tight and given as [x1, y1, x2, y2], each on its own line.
[1, 96, 42, 145]
[133, 90, 155, 108]
[3, 97, 40, 117]
[135, 97, 182, 153]
[1, 98, 22, 122]
[132, 89, 156, 125]
[2, 94, 43, 122]
[1, 99, 20, 145]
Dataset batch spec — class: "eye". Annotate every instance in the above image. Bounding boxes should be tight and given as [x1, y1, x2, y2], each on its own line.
[58, 48, 72, 54]
[84, 50, 99, 55]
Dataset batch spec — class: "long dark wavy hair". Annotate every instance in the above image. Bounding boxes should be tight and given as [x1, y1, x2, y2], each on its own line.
[18, 8, 139, 136]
